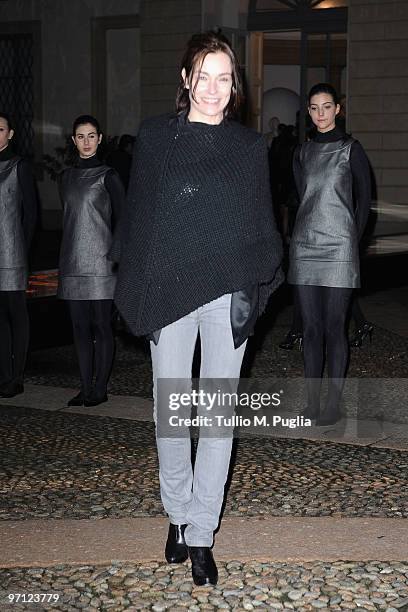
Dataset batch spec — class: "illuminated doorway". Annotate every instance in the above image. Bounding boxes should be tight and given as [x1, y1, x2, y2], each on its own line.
[246, 0, 347, 140]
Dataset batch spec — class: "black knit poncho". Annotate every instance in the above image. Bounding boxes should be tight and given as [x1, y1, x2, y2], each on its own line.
[111, 114, 283, 336]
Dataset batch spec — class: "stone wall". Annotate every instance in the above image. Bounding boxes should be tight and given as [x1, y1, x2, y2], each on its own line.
[0, 0, 204, 226]
[140, 0, 202, 118]
[348, 0, 408, 210]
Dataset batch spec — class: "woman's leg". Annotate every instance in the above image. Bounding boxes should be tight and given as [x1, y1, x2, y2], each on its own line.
[8, 291, 29, 385]
[150, 311, 199, 527]
[0, 291, 29, 388]
[0, 292, 13, 385]
[319, 287, 353, 423]
[294, 285, 324, 416]
[292, 289, 303, 335]
[68, 300, 93, 396]
[91, 299, 114, 398]
[184, 294, 247, 548]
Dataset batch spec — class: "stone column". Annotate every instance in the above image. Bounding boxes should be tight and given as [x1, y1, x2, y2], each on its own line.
[348, 0, 408, 210]
[140, 0, 202, 119]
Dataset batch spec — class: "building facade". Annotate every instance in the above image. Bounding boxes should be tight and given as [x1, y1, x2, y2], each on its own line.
[0, 0, 406, 235]
[348, 0, 408, 237]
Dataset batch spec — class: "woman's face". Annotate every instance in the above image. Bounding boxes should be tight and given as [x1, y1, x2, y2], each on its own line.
[72, 123, 102, 158]
[182, 51, 233, 125]
[308, 93, 340, 133]
[0, 117, 14, 152]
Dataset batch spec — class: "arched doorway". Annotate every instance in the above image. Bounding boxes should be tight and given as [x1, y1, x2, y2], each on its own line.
[262, 87, 300, 131]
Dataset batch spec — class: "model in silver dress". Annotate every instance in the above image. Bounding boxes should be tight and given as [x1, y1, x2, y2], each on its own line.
[0, 113, 37, 398]
[288, 83, 371, 426]
[58, 115, 124, 407]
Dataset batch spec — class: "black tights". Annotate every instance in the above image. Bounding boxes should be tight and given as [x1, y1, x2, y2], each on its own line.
[68, 300, 114, 396]
[294, 285, 353, 411]
[0, 290, 29, 385]
[290, 290, 366, 334]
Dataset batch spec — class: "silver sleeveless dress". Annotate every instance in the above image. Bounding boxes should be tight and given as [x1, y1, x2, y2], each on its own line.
[58, 166, 116, 300]
[0, 157, 28, 291]
[288, 137, 359, 288]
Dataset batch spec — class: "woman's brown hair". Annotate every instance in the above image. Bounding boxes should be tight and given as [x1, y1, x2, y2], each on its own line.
[175, 31, 243, 119]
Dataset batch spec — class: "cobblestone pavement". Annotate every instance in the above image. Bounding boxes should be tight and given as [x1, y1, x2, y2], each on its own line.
[1, 560, 408, 611]
[2, 315, 408, 609]
[24, 324, 408, 400]
[1, 407, 407, 522]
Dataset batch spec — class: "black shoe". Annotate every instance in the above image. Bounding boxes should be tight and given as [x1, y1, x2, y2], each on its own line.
[165, 524, 188, 564]
[188, 546, 218, 586]
[350, 322, 374, 348]
[301, 405, 319, 420]
[316, 408, 341, 426]
[67, 392, 85, 407]
[84, 392, 108, 407]
[279, 332, 303, 351]
[0, 381, 24, 398]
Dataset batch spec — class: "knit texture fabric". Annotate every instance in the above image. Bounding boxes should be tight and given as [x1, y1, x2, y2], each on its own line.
[112, 114, 283, 336]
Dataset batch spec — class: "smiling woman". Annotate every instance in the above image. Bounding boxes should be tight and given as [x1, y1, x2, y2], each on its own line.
[110, 30, 283, 587]
[182, 52, 233, 124]
[175, 31, 242, 123]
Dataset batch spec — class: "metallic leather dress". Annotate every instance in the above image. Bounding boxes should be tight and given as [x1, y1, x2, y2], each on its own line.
[288, 137, 360, 288]
[58, 165, 116, 300]
[0, 157, 27, 291]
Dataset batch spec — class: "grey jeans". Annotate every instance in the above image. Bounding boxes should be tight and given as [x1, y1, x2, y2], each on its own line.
[150, 294, 247, 547]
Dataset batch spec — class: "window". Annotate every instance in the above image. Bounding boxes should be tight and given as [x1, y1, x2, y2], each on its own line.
[0, 33, 34, 158]
[255, 0, 347, 9]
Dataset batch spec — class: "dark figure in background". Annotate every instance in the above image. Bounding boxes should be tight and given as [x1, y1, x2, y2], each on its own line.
[265, 116, 280, 150]
[106, 133, 135, 191]
[269, 123, 298, 240]
[336, 93, 374, 347]
[268, 123, 284, 219]
[336, 95, 347, 132]
[278, 291, 303, 351]
[350, 299, 374, 346]
[0, 113, 37, 398]
[288, 83, 371, 426]
[58, 115, 125, 407]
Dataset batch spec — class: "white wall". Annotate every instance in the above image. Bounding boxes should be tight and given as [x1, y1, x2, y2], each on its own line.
[264, 65, 300, 94]
[263, 65, 327, 97]
[262, 88, 300, 130]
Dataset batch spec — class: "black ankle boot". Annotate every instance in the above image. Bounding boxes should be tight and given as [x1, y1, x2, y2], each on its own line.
[84, 391, 108, 407]
[279, 332, 303, 351]
[165, 524, 188, 563]
[188, 546, 218, 586]
[301, 405, 319, 420]
[316, 407, 341, 426]
[67, 391, 85, 407]
[0, 381, 24, 398]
